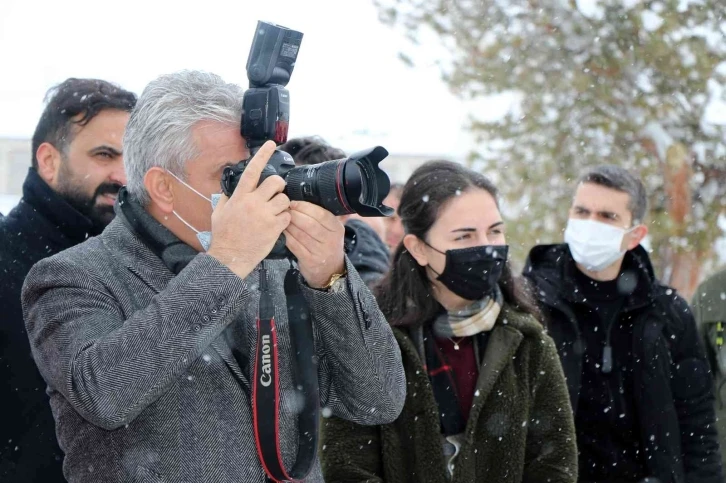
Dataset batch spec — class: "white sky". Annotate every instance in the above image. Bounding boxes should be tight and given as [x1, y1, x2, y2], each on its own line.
[2, 0, 720, 168]
[0, 0, 516, 159]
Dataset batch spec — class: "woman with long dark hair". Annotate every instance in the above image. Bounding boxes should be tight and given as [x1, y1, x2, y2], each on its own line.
[321, 161, 577, 482]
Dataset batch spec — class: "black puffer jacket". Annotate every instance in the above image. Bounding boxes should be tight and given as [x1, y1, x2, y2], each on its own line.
[524, 244, 722, 483]
[344, 218, 390, 288]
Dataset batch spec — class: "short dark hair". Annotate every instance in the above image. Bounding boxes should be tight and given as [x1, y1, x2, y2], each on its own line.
[31, 78, 137, 169]
[577, 165, 648, 224]
[278, 136, 346, 165]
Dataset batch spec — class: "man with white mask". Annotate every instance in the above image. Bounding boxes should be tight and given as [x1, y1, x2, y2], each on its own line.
[524, 165, 722, 483]
[20, 70, 405, 483]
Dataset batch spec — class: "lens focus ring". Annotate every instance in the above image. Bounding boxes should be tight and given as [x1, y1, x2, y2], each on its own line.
[316, 161, 351, 215]
[284, 160, 351, 215]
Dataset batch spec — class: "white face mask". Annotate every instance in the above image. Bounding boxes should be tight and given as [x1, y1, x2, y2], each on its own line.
[564, 218, 635, 272]
[167, 171, 221, 251]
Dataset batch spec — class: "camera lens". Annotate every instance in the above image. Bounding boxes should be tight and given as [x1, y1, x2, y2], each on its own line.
[283, 146, 393, 217]
[284, 160, 351, 215]
[221, 146, 393, 218]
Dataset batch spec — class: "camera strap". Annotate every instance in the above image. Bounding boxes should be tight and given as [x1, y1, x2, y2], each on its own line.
[253, 264, 319, 482]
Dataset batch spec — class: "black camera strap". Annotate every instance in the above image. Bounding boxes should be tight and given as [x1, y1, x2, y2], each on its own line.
[253, 265, 319, 482]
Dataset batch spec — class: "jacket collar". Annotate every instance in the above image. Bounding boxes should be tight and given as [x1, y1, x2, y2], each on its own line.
[394, 304, 529, 443]
[99, 189, 192, 295]
[100, 215, 175, 294]
[524, 243, 657, 313]
[116, 187, 198, 276]
[21, 167, 96, 244]
[463, 317, 523, 443]
[101, 203, 250, 389]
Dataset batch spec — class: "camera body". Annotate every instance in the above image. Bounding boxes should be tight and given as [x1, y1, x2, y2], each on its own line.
[222, 21, 393, 258]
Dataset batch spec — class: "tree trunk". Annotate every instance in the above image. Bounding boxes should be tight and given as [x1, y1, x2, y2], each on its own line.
[661, 143, 701, 300]
[664, 249, 703, 301]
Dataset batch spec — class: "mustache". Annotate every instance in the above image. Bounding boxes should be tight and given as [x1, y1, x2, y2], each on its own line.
[94, 183, 123, 199]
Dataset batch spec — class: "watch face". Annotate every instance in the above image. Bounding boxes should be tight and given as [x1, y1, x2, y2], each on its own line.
[330, 277, 346, 293]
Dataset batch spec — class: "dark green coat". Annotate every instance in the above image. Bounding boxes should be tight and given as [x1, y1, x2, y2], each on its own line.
[692, 268, 726, 469]
[320, 304, 577, 483]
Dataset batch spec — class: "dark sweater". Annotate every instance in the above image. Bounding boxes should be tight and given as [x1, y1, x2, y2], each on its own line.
[433, 336, 478, 422]
[573, 269, 645, 482]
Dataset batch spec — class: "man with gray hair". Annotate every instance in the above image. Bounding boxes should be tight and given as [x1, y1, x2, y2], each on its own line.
[21, 70, 405, 483]
[524, 165, 722, 482]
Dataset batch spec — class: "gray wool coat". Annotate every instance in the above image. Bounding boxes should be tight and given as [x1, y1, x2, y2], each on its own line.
[21, 214, 406, 483]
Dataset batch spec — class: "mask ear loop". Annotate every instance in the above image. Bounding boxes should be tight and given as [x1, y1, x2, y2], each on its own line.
[419, 238, 447, 279]
[421, 238, 447, 256]
[165, 170, 212, 235]
[172, 210, 201, 234]
[427, 264, 442, 278]
[167, 170, 212, 203]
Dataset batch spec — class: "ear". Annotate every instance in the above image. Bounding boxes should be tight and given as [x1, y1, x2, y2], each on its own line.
[403, 234, 429, 267]
[624, 224, 649, 251]
[35, 142, 63, 187]
[143, 167, 175, 213]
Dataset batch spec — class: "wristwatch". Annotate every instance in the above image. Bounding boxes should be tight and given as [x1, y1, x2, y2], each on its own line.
[320, 269, 347, 293]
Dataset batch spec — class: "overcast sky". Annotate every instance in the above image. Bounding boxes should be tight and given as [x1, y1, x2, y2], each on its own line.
[0, 0, 518, 159]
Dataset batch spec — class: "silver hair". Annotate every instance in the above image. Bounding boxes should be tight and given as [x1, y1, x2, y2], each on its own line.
[123, 70, 244, 205]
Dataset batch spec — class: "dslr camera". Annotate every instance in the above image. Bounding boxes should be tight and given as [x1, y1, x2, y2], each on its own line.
[221, 21, 394, 237]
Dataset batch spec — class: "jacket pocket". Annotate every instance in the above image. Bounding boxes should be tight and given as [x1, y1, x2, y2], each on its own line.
[134, 466, 165, 483]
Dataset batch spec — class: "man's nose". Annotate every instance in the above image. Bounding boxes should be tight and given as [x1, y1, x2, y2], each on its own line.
[110, 157, 127, 186]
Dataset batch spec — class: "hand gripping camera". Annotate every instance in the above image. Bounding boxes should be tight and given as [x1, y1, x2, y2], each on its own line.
[220, 21, 393, 258]
[231, 22, 393, 483]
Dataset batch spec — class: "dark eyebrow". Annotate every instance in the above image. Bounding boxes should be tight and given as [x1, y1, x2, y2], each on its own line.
[451, 221, 504, 234]
[573, 205, 590, 212]
[89, 145, 122, 156]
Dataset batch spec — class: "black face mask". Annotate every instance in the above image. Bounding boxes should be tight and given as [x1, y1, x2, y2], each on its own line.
[425, 242, 509, 301]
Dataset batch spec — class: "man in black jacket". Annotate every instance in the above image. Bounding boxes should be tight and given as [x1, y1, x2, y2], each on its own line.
[279, 136, 390, 287]
[0, 78, 136, 482]
[524, 165, 722, 483]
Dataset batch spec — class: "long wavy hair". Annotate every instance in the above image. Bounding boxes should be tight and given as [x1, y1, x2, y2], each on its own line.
[374, 160, 540, 327]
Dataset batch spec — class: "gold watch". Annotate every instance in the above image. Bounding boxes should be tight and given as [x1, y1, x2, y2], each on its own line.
[321, 269, 347, 291]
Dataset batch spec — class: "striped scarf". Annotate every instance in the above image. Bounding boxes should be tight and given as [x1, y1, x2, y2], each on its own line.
[432, 288, 503, 339]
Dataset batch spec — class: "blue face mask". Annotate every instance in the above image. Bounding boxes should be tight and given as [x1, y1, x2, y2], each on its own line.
[167, 171, 222, 251]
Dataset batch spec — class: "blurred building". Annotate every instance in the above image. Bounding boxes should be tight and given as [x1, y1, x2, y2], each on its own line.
[0, 137, 31, 196]
[377, 153, 442, 185]
[0, 137, 463, 216]
[0, 137, 29, 213]
[0, 136, 448, 194]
